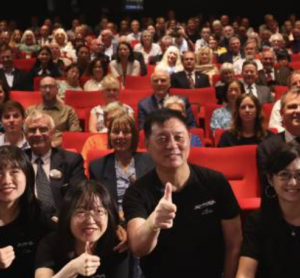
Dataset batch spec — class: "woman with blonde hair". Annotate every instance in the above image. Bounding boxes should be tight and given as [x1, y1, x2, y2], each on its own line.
[195, 46, 219, 85]
[155, 45, 183, 75]
[89, 75, 134, 133]
[18, 30, 40, 57]
[52, 28, 76, 62]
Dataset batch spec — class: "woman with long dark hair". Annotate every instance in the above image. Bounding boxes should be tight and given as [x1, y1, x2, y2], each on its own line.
[35, 180, 129, 278]
[0, 146, 46, 278]
[218, 94, 273, 147]
[109, 41, 141, 80]
[236, 142, 300, 277]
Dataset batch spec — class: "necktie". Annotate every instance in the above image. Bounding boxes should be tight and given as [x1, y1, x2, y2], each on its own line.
[187, 73, 195, 89]
[265, 70, 273, 84]
[248, 85, 253, 95]
[158, 98, 165, 109]
[35, 157, 56, 213]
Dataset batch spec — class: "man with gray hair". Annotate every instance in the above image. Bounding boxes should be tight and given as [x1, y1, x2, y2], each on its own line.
[218, 36, 244, 64]
[26, 77, 81, 147]
[24, 109, 85, 219]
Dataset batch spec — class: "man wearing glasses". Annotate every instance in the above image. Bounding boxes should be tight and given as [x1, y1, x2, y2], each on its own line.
[26, 77, 81, 147]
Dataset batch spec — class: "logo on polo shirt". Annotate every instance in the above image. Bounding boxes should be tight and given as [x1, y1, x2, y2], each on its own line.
[194, 199, 216, 215]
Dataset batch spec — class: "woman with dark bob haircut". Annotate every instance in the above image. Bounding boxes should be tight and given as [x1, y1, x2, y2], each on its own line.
[35, 180, 129, 278]
[109, 41, 141, 81]
[218, 94, 273, 147]
[0, 146, 47, 278]
[236, 142, 300, 278]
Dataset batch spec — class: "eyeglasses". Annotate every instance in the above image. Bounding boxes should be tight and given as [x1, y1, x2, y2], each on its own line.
[27, 126, 49, 135]
[275, 171, 300, 182]
[73, 208, 107, 222]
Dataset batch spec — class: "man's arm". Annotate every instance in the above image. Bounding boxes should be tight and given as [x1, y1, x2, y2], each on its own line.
[221, 216, 243, 278]
[68, 107, 82, 132]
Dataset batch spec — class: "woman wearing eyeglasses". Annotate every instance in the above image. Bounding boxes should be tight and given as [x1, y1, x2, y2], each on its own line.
[35, 180, 129, 278]
[236, 142, 300, 278]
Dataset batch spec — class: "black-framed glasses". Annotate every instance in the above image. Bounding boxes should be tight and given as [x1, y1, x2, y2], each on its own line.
[275, 171, 300, 182]
[73, 208, 107, 222]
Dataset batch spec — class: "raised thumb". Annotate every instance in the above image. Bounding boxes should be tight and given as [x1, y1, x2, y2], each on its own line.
[85, 241, 92, 255]
[164, 182, 173, 202]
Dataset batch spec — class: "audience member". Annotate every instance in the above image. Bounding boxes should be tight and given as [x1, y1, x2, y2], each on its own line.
[24, 110, 85, 217]
[242, 61, 274, 104]
[218, 94, 273, 147]
[18, 29, 40, 57]
[0, 100, 29, 149]
[26, 77, 81, 147]
[0, 145, 48, 277]
[123, 109, 242, 278]
[211, 79, 245, 133]
[171, 51, 210, 89]
[138, 69, 196, 129]
[237, 143, 300, 278]
[84, 57, 108, 91]
[35, 180, 129, 278]
[155, 46, 183, 75]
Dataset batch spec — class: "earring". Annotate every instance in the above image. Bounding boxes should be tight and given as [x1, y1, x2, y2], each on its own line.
[265, 185, 277, 198]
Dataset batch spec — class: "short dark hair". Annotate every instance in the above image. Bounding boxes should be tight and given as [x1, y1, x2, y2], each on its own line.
[86, 57, 108, 77]
[55, 180, 119, 264]
[242, 60, 258, 71]
[0, 79, 10, 103]
[144, 108, 188, 139]
[266, 142, 300, 175]
[0, 100, 25, 119]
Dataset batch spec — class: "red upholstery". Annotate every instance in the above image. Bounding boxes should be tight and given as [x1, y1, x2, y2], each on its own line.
[119, 89, 153, 106]
[62, 132, 94, 153]
[262, 103, 274, 125]
[123, 75, 152, 90]
[274, 86, 288, 101]
[170, 87, 217, 105]
[9, 91, 41, 108]
[289, 61, 300, 71]
[291, 53, 300, 62]
[13, 58, 36, 72]
[188, 145, 261, 210]
[146, 64, 156, 77]
[65, 90, 105, 108]
[214, 129, 225, 147]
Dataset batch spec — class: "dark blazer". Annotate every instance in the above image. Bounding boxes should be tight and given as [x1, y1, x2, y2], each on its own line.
[0, 68, 28, 91]
[218, 51, 244, 64]
[89, 152, 155, 203]
[257, 132, 286, 193]
[138, 94, 197, 130]
[170, 71, 210, 89]
[26, 148, 86, 209]
[257, 67, 291, 88]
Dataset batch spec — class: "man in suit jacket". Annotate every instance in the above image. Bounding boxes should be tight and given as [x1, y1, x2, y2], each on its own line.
[0, 47, 28, 90]
[171, 51, 210, 89]
[242, 60, 274, 104]
[256, 49, 291, 88]
[257, 88, 300, 194]
[138, 69, 197, 130]
[24, 110, 86, 217]
[218, 36, 244, 64]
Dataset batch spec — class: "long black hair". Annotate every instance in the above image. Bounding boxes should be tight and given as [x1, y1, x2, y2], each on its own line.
[55, 180, 119, 266]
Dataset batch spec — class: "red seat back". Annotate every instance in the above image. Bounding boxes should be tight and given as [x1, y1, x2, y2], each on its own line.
[64, 90, 105, 109]
[274, 86, 288, 101]
[62, 132, 94, 153]
[13, 58, 36, 72]
[188, 145, 261, 210]
[123, 75, 152, 90]
[9, 91, 41, 108]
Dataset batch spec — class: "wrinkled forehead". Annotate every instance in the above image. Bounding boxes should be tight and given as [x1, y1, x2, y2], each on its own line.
[150, 118, 188, 136]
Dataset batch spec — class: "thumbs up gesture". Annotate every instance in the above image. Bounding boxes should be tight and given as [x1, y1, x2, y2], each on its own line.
[0, 245, 15, 269]
[73, 241, 101, 277]
[148, 182, 177, 231]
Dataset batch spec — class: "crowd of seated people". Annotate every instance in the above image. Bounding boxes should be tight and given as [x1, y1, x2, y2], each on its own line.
[1, 12, 300, 278]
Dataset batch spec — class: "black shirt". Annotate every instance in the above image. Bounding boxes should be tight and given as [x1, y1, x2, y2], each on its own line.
[123, 164, 240, 278]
